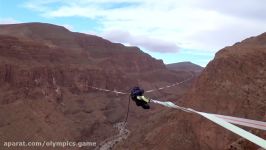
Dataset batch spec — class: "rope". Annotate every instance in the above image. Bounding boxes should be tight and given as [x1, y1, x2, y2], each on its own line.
[146, 74, 194, 93]
[87, 75, 266, 148]
[88, 76, 194, 127]
[88, 75, 194, 95]
[87, 76, 266, 148]
[88, 86, 128, 95]
[124, 95, 131, 125]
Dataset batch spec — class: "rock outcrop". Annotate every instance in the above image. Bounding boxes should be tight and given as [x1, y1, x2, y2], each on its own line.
[116, 33, 266, 150]
[184, 33, 266, 150]
[0, 23, 193, 150]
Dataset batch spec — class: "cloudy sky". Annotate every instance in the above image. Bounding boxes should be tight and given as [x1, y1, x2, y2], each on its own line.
[1, 0, 266, 66]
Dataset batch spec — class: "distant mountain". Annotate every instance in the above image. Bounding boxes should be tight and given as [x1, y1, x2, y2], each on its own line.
[166, 61, 203, 73]
[0, 22, 194, 150]
[0, 22, 167, 72]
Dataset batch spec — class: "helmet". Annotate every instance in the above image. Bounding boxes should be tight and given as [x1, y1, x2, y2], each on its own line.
[130, 86, 144, 99]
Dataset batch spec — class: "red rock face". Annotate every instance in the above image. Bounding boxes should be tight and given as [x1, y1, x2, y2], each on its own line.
[0, 23, 193, 150]
[116, 33, 266, 150]
[184, 33, 266, 149]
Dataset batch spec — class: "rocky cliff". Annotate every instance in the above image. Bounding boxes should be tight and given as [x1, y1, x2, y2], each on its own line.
[0, 23, 193, 150]
[184, 33, 266, 150]
[116, 33, 266, 150]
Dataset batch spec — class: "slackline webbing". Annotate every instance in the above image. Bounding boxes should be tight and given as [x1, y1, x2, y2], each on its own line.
[88, 75, 194, 95]
[151, 99, 266, 149]
[88, 77, 266, 148]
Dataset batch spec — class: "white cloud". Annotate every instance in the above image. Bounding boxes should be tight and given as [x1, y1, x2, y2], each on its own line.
[103, 30, 179, 53]
[194, 0, 266, 21]
[23, 0, 266, 52]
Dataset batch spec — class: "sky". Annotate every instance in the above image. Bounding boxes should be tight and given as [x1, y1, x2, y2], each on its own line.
[1, 0, 266, 67]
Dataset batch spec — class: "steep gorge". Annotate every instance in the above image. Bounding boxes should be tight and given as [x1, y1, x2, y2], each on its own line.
[0, 23, 194, 150]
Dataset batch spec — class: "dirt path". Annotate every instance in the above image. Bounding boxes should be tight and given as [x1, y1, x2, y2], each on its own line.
[96, 122, 130, 150]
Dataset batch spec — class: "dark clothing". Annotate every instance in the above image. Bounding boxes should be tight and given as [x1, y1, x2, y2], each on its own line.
[135, 100, 150, 109]
[130, 86, 150, 109]
[130, 87, 144, 99]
